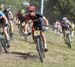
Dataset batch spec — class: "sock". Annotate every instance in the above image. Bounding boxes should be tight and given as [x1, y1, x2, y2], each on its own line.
[44, 44, 47, 48]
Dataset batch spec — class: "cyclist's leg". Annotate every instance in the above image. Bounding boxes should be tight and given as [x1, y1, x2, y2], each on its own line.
[32, 31, 35, 41]
[40, 20, 48, 51]
[24, 23, 29, 34]
[70, 30, 73, 41]
[3, 24, 10, 48]
[41, 31, 48, 51]
[21, 21, 25, 33]
[9, 20, 14, 33]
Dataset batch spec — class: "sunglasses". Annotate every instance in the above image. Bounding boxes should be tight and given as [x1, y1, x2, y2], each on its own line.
[29, 11, 34, 13]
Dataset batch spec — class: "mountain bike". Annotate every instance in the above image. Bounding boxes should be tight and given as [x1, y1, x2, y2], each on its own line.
[64, 30, 71, 48]
[34, 30, 45, 62]
[0, 27, 8, 54]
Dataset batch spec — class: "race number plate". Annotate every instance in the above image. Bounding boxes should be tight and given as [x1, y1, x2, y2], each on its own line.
[65, 30, 70, 33]
[34, 30, 40, 36]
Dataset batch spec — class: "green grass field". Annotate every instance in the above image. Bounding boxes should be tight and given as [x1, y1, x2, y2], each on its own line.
[0, 25, 75, 67]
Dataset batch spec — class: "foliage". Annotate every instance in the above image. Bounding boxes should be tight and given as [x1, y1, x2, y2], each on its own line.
[44, 0, 75, 23]
[0, 0, 75, 23]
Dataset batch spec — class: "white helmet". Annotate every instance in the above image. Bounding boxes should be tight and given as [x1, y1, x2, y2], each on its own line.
[66, 20, 71, 24]
[21, 9, 25, 14]
[63, 17, 67, 21]
[66, 20, 69, 23]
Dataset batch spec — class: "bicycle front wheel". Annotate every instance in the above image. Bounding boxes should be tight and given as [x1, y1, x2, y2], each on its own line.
[1, 39, 8, 53]
[66, 34, 71, 48]
[0, 41, 3, 55]
[36, 36, 45, 62]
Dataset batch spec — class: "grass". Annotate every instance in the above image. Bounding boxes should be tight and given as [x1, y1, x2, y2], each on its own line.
[0, 25, 75, 67]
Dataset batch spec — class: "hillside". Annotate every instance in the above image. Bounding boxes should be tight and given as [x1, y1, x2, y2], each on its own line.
[0, 24, 75, 67]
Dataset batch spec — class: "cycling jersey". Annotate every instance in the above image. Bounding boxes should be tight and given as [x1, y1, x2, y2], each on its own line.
[0, 11, 5, 25]
[25, 13, 44, 31]
[0, 11, 8, 27]
[61, 20, 71, 30]
[16, 12, 25, 23]
[0, 10, 5, 17]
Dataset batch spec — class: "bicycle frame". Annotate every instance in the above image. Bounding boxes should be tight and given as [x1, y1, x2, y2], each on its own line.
[0, 27, 8, 53]
[34, 30, 45, 62]
[64, 30, 71, 48]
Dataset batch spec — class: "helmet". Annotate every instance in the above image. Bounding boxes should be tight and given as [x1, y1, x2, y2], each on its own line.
[66, 20, 69, 23]
[66, 20, 70, 24]
[4, 8, 9, 12]
[28, 5, 37, 11]
[0, 4, 4, 10]
[63, 17, 67, 21]
[21, 9, 25, 14]
[7, 8, 11, 11]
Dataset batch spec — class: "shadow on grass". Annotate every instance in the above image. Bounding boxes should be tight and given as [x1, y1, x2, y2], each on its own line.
[9, 51, 38, 61]
[27, 41, 34, 45]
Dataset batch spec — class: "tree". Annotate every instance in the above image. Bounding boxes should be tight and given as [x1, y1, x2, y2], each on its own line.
[44, 0, 75, 24]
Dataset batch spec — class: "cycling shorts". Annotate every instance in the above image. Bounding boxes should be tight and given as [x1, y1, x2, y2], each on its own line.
[0, 18, 8, 27]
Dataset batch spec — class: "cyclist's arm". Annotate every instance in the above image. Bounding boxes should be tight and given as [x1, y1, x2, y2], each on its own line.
[9, 11, 13, 19]
[43, 16, 49, 26]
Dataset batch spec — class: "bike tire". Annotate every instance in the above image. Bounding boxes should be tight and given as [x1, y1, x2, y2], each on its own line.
[1, 39, 8, 53]
[9, 26, 14, 40]
[66, 34, 71, 48]
[36, 36, 45, 62]
[0, 41, 3, 55]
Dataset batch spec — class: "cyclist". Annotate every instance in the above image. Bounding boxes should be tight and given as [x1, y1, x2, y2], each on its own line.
[16, 10, 21, 25]
[16, 9, 25, 24]
[16, 9, 26, 34]
[3, 8, 14, 36]
[0, 5, 10, 48]
[54, 20, 62, 34]
[61, 17, 72, 41]
[25, 5, 49, 52]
